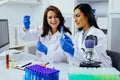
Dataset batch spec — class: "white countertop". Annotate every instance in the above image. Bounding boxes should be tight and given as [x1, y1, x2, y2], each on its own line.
[0, 50, 120, 80]
[0, 50, 70, 80]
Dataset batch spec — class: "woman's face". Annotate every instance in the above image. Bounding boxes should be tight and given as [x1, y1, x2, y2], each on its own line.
[74, 8, 88, 28]
[47, 10, 60, 31]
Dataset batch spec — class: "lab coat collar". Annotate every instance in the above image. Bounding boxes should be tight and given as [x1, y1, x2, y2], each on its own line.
[81, 26, 97, 39]
[81, 26, 93, 43]
[81, 26, 94, 34]
[80, 26, 95, 47]
[45, 30, 60, 43]
[48, 30, 60, 37]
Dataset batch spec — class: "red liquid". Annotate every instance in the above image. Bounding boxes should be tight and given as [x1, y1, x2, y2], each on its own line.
[6, 54, 9, 69]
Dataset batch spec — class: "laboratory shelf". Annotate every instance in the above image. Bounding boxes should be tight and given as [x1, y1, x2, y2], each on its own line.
[0, 0, 41, 6]
[76, 0, 108, 3]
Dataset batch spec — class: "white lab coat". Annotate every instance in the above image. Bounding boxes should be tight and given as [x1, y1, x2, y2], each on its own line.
[20, 28, 70, 63]
[68, 26, 112, 67]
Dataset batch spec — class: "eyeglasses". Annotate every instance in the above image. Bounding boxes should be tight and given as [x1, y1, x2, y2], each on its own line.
[74, 13, 81, 19]
[47, 16, 59, 20]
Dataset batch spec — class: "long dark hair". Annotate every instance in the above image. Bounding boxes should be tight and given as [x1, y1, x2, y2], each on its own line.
[41, 5, 71, 37]
[74, 3, 99, 31]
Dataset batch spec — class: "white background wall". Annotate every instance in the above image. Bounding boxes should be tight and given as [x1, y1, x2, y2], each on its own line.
[32, 0, 50, 26]
[0, 4, 31, 25]
[50, 0, 74, 14]
[90, 1, 108, 16]
[0, 0, 50, 26]
[0, 0, 51, 48]
[0, 0, 111, 50]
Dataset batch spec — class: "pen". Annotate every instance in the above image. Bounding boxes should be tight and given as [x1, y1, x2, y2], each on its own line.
[14, 66, 25, 71]
[45, 62, 49, 65]
[21, 62, 32, 68]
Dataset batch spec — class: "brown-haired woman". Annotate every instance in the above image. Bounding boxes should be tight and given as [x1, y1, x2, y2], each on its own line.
[20, 5, 72, 63]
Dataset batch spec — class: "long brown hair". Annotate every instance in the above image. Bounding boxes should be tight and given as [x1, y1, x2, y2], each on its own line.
[41, 5, 71, 37]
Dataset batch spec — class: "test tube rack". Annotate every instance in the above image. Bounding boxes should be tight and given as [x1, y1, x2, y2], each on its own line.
[24, 64, 59, 80]
[68, 67, 120, 80]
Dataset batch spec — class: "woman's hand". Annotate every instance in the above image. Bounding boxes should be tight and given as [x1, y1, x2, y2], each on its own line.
[60, 34, 74, 57]
[23, 15, 30, 30]
[36, 41, 48, 55]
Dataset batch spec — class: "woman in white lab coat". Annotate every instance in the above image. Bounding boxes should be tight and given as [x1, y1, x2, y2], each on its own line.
[20, 5, 72, 63]
[60, 4, 112, 67]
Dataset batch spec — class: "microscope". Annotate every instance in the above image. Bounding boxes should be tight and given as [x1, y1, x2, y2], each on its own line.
[80, 35, 101, 68]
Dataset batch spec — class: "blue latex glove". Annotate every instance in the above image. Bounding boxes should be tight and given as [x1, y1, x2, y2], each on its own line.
[60, 34, 74, 57]
[23, 15, 30, 30]
[36, 41, 48, 55]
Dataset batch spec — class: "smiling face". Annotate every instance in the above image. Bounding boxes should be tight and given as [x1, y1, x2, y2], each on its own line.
[74, 8, 88, 29]
[47, 10, 60, 33]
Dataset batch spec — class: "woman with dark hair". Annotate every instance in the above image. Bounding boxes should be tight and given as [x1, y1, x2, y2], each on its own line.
[60, 3, 112, 67]
[20, 5, 72, 62]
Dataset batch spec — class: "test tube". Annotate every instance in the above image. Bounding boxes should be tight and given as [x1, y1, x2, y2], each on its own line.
[6, 53, 9, 69]
[60, 26, 64, 37]
[11, 56, 14, 68]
